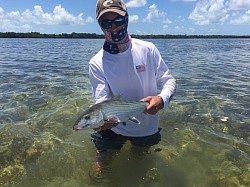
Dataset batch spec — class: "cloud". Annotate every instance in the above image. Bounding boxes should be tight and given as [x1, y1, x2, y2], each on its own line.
[171, 0, 197, 2]
[163, 18, 172, 31]
[189, 0, 229, 25]
[51, 5, 84, 25]
[126, 0, 147, 8]
[163, 18, 172, 24]
[85, 16, 95, 23]
[143, 4, 166, 22]
[0, 7, 4, 18]
[143, 3, 171, 32]
[129, 15, 139, 22]
[174, 25, 185, 33]
[0, 5, 92, 32]
[228, 0, 250, 10]
[230, 10, 250, 24]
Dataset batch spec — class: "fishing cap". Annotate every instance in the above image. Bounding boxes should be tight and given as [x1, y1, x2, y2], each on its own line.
[96, 0, 127, 20]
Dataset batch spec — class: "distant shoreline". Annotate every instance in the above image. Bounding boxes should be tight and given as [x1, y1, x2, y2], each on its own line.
[0, 32, 250, 39]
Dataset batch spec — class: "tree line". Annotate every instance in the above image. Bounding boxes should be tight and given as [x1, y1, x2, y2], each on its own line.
[0, 32, 249, 39]
[0, 32, 104, 38]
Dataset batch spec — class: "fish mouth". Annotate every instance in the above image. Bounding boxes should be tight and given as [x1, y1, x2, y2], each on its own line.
[73, 124, 90, 131]
[73, 126, 84, 131]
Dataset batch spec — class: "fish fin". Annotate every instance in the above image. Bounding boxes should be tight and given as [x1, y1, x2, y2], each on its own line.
[106, 115, 120, 124]
[129, 117, 141, 124]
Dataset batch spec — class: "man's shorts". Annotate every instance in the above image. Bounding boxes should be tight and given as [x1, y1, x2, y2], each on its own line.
[91, 129, 161, 152]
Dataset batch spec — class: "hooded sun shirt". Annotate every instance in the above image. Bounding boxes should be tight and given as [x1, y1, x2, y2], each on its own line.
[102, 16, 131, 54]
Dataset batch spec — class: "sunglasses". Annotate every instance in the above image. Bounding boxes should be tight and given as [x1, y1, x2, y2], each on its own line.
[99, 16, 127, 29]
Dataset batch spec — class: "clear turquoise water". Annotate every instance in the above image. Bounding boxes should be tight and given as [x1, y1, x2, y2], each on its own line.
[0, 38, 249, 187]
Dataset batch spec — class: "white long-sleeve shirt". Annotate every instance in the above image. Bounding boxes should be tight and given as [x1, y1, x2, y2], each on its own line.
[89, 38, 176, 137]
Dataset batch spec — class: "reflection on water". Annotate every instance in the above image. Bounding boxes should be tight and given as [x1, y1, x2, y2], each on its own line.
[0, 38, 249, 187]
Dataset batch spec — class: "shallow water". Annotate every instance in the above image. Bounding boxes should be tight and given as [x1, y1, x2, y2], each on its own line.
[0, 38, 249, 187]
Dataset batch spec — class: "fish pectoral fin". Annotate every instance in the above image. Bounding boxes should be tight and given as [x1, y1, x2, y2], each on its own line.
[106, 115, 120, 124]
[129, 117, 141, 124]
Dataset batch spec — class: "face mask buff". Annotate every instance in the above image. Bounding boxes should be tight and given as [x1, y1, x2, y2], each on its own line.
[102, 18, 131, 54]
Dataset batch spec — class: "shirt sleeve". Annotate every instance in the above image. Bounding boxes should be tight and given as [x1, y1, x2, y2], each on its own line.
[152, 45, 176, 108]
[89, 61, 113, 104]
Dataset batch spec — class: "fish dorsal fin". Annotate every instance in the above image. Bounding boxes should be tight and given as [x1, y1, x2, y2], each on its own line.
[129, 117, 141, 124]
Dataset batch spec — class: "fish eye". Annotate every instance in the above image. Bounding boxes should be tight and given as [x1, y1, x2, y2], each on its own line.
[84, 115, 90, 120]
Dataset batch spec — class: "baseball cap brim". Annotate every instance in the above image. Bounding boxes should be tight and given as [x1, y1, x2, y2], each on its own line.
[97, 9, 126, 20]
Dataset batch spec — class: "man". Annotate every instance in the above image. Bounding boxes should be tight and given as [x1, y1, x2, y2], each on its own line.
[89, 0, 176, 181]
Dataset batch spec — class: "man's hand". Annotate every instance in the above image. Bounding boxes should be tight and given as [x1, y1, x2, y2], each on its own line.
[141, 96, 164, 115]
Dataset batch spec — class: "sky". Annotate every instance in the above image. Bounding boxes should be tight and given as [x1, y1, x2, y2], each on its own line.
[0, 0, 249, 35]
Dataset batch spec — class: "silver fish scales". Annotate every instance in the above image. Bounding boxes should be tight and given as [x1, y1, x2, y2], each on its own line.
[73, 97, 147, 130]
